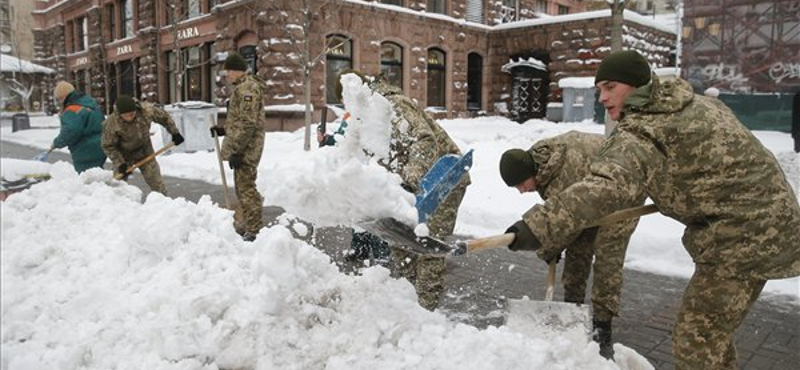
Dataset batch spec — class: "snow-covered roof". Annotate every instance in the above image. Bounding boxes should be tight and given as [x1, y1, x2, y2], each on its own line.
[501, 57, 548, 73]
[494, 9, 677, 35]
[558, 77, 596, 89]
[1, 54, 55, 74]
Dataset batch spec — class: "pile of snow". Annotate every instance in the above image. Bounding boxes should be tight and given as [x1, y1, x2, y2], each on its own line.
[260, 74, 416, 227]
[1, 163, 652, 369]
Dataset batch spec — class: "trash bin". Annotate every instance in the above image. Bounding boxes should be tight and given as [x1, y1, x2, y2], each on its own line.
[162, 102, 218, 153]
[11, 113, 30, 132]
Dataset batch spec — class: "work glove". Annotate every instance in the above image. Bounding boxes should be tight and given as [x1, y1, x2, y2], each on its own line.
[172, 133, 185, 145]
[228, 154, 243, 170]
[400, 182, 416, 194]
[210, 126, 226, 137]
[541, 250, 562, 265]
[505, 220, 541, 251]
[117, 163, 130, 181]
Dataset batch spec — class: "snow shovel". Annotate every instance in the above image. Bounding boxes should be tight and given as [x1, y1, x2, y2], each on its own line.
[210, 114, 233, 209]
[113, 142, 175, 180]
[504, 260, 592, 335]
[451, 204, 659, 256]
[33, 148, 53, 162]
[416, 149, 473, 223]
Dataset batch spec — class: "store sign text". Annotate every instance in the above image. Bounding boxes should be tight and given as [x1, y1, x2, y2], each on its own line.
[116, 45, 133, 56]
[177, 27, 200, 41]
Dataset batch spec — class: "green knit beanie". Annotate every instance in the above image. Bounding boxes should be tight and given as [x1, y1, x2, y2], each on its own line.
[499, 149, 539, 187]
[335, 69, 369, 102]
[115, 95, 138, 114]
[594, 50, 651, 87]
[223, 52, 248, 72]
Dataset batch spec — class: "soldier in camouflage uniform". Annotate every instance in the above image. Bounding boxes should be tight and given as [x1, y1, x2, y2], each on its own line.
[369, 77, 472, 311]
[504, 51, 800, 369]
[209, 52, 266, 242]
[102, 95, 184, 195]
[499, 131, 644, 358]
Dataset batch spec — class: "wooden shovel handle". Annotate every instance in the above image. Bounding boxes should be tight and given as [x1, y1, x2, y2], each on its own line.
[545, 261, 557, 301]
[461, 204, 658, 255]
[211, 114, 232, 209]
[114, 142, 175, 180]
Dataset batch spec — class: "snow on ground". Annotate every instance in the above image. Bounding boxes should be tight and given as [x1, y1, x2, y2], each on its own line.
[1, 163, 648, 369]
[1, 97, 798, 368]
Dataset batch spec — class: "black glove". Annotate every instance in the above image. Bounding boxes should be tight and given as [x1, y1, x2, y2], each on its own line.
[505, 220, 541, 251]
[117, 164, 130, 181]
[228, 154, 243, 170]
[210, 126, 226, 137]
[400, 182, 415, 193]
[172, 133, 185, 145]
[542, 250, 562, 264]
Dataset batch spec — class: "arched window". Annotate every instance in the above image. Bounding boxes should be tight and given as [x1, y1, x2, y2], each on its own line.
[467, 52, 482, 111]
[325, 35, 353, 104]
[238, 44, 257, 74]
[427, 48, 446, 108]
[380, 42, 403, 90]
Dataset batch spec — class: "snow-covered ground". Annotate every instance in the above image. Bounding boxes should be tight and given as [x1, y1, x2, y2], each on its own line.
[2, 86, 798, 368]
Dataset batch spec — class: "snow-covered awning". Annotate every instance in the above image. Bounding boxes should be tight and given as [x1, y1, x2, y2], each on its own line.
[1, 54, 55, 74]
[501, 57, 547, 74]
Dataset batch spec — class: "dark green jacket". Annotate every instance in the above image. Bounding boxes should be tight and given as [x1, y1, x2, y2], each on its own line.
[53, 91, 107, 172]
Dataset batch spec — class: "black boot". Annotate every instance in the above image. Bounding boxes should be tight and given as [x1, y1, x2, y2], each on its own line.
[592, 319, 614, 359]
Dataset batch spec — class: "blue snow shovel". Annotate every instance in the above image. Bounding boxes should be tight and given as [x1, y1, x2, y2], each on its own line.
[33, 148, 53, 162]
[415, 149, 473, 223]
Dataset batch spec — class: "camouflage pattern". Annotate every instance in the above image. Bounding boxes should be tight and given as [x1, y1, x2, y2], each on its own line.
[370, 79, 471, 310]
[389, 246, 446, 311]
[521, 76, 800, 368]
[222, 73, 266, 235]
[371, 79, 471, 237]
[101, 102, 180, 195]
[525, 131, 643, 320]
[673, 267, 765, 370]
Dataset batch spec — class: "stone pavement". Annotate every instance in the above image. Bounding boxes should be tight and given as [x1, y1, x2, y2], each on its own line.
[2, 140, 798, 370]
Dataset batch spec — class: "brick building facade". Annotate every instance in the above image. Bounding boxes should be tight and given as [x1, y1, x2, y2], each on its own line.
[32, 0, 674, 130]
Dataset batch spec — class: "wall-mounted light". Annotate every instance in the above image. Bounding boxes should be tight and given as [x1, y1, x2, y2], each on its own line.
[708, 23, 721, 36]
[694, 17, 706, 30]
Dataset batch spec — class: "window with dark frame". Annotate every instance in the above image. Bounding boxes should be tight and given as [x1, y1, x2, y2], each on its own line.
[467, 53, 482, 111]
[558, 5, 569, 14]
[427, 48, 446, 108]
[427, 0, 447, 15]
[107, 4, 116, 41]
[325, 35, 353, 105]
[380, 42, 403, 90]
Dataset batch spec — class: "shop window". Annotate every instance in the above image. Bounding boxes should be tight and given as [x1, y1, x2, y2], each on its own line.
[325, 34, 353, 104]
[118, 59, 137, 98]
[185, 47, 202, 101]
[238, 45, 257, 74]
[108, 63, 118, 105]
[467, 53, 482, 111]
[380, 42, 403, 90]
[427, 48, 446, 108]
[427, 0, 447, 14]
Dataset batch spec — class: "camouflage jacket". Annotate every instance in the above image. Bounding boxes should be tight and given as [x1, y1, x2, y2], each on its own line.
[527, 131, 645, 261]
[221, 73, 266, 166]
[101, 102, 179, 167]
[523, 76, 800, 279]
[372, 80, 471, 193]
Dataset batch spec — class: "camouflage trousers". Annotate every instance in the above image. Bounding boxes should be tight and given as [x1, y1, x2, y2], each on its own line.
[673, 266, 766, 370]
[234, 164, 263, 234]
[390, 246, 446, 311]
[562, 218, 638, 322]
[426, 179, 468, 239]
[117, 158, 167, 195]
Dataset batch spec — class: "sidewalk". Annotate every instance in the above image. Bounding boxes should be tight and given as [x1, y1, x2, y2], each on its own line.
[2, 141, 798, 370]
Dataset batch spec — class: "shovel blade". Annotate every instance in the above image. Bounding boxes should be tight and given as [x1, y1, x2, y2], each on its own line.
[358, 217, 451, 256]
[505, 299, 592, 335]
